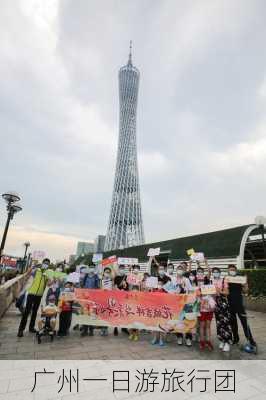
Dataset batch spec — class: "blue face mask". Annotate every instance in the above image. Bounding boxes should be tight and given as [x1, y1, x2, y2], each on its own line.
[64, 287, 72, 292]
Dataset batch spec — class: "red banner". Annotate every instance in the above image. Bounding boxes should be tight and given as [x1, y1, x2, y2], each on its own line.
[74, 289, 200, 333]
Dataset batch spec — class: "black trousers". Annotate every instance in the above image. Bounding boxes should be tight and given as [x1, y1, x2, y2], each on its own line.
[230, 308, 256, 345]
[58, 311, 72, 335]
[82, 325, 94, 333]
[176, 332, 193, 340]
[18, 294, 42, 332]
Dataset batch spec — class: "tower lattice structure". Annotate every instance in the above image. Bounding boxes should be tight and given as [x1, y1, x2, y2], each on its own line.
[105, 43, 145, 251]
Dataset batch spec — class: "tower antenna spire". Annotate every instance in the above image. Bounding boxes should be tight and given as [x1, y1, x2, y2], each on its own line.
[128, 40, 132, 65]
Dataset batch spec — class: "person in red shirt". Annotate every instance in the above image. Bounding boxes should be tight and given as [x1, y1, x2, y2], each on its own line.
[57, 282, 74, 337]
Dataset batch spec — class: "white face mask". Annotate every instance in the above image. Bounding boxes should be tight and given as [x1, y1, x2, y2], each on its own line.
[119, 269, 125, 276]
[42, 263, 49, 270]
[213, 272, 221, 279]
[229, 270, 237, 276]
[88, 268, 95, 275]
[133, 269, 139, 275]
[176, 269, 183, 276]
[167, 268, 174, 275]
[64, 287, 72, 292]
[159, 270, 165, 276]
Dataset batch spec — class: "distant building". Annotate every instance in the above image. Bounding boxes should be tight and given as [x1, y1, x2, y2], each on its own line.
[94, 235, 106, 253]
[76, 242, 94, 258]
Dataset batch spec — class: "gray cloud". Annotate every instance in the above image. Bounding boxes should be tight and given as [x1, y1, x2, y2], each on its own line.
[0, 0, 266, 259]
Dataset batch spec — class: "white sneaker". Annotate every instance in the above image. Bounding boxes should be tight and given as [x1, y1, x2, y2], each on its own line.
[219, 342, 225, 350]
[223, 343, 230, 352]
[177, 337, 183, 345]
[185, 338, 192, 347]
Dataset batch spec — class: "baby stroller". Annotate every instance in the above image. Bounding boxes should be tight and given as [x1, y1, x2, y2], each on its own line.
[36, 295, 58, 344]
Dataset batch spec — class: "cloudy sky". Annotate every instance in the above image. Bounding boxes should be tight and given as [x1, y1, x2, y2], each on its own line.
[1, 0, 266, 261]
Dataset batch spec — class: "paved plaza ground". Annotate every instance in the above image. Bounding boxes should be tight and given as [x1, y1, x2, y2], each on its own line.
[0, 301, 265, 360]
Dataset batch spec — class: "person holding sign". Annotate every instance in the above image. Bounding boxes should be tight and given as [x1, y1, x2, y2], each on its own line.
[100, 267, 114, 336]
[80, 265, 100, 337]
[150, 281, 167, 347]
[196, 266, 216, 351]
[114, 265, 129, 336]
[57, 281, 75, 337]
[212, 267, 232, 352]
[227, 265, 257, 351]
[127, 265, 143, 341]
[175, 265, 193, 347]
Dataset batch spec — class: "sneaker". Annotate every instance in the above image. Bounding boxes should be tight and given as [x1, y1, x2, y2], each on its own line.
[151, 338, 158, 345]
[199, 341, 205, 351]
[206, 341, 214, 351]
[114, 327, 118, 336]
[223, 343, 230, 352]
[17, 330, 23, 338]
[219, 341, 225, 350]
[159, 339, 165, 347]
[129, 334, 134, 340]
[177, 336, 183, 346]
[185, 338, 192, 347]
[133, 334, 139, 341]
[100, 330, 105, 336]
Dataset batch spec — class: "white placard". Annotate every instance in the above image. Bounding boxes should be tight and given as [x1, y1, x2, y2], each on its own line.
[190, 252, 205, 262]
[92, 253, 103, 263]
[200, 284, 217, 295]
[147, 248, 160, 257]
[226, 275, 247, 285]
[145, 276, 158, 289]
[118, 257, 138, 265]
[67, 272, 80, 284]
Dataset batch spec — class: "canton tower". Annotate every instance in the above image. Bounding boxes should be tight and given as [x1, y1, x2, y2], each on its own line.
[104, 42, 145, 251]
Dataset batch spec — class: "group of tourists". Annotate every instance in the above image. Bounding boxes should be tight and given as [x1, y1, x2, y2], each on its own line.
[16, 257, 257, 354]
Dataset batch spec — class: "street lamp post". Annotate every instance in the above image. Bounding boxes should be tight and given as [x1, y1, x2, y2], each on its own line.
[23, 241, 30, 259]
[0, 191, 22, 260]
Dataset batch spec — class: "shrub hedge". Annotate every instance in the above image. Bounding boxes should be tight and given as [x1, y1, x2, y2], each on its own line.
[240, 269, 266, 297]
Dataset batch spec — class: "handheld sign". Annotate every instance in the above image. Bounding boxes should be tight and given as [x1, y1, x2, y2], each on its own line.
[186, 248, 195, 256]
[60, 291, 75, 302]
[102, 256, 117, 266]
[118, 257, 138, 266]
[147, 248, 160, 257]
[67, 272, 80, 284]
[145, 276, 158, 289]
[190, 252, 205, 262]
[127, 273, 143, 286]
[200, 284, 217, 295]
[92, 253, 103, 263]
[226, 275, 247, 285]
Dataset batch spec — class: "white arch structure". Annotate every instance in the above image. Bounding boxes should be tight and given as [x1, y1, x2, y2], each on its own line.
[238, 224, 259, 269]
